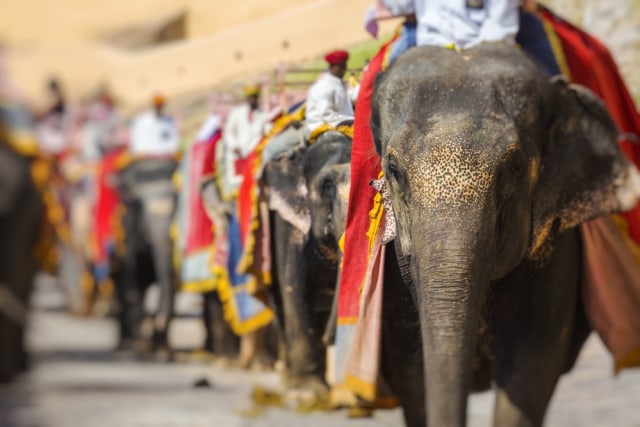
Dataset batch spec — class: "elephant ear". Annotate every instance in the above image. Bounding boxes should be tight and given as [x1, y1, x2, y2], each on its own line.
[262, 147, 311, 235]
[529, 77, 640, 261]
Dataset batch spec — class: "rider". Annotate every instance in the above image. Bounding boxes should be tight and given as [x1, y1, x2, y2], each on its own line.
[130, 94, 180, 158]
[370, 0, 519, 63]
[304, 50, 354, 141]
[218, 84, 269, 200]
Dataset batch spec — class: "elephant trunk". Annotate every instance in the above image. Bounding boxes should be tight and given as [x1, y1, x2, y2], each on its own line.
[411, 219, 493, 427]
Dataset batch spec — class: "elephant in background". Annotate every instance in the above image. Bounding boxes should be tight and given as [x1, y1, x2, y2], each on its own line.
[198, 177, 241, 360]
[261, 131, 351, 393]
[0, 143, 45, 382]
[111, 157, 178, 356]
[370, 43, 640, 426]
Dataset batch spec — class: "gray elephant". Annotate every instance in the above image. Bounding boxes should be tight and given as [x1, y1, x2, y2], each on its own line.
[111, 157, 178, 356]
[0, 143, 45, 382]
[260, 130, 351, 393]
[370, 43, 640, 426]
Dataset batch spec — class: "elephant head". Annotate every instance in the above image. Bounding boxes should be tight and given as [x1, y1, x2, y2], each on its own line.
[304, 131, 352, 262]
[371, 43, 640, 426]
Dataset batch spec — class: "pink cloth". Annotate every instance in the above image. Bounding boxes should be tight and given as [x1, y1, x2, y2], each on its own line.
[581, 216, 640, 371]
[344, 216, 387, 400]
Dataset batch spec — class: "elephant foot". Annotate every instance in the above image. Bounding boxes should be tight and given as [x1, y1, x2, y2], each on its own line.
[175, 349, 215, 364]
[347, 405, 374, 418]
[212, 356, 234, 369]
[284, 374, 329, 397]
[153, 346, 174, 363]
[328, 383, 358, 408]
[116, 337, 137, 352]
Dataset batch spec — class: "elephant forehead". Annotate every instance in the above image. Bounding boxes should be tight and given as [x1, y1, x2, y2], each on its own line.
[397, 134, 495, 209]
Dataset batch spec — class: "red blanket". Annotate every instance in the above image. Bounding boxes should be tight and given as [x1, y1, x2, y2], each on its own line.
[93, 147, 125, 266]
[338, 35, 396, 328]
[184, 132, 219, 255]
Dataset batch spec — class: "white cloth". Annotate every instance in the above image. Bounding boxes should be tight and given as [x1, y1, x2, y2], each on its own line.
[37, 114, 70, 156]
[364, 0, 415, 37]
[219, 104, 269, 196]
[305, 72, 354, 135]
[415, 0, 519, 49]
[130, 111, 180, 157]
[195, 113, 221, 142]
[81, 103, 120, 162]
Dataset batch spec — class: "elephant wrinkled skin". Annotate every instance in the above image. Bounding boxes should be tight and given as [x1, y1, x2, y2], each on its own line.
[371, 43, 639, 426]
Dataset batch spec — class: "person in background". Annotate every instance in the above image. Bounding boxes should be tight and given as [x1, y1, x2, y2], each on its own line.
[304, 50, 354, 138]
[218, 85, 269, 200]
[129, 94, 180, 158]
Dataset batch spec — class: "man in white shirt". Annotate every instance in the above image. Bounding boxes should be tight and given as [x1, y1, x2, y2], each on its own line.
[365, 0, 518, 64]
[415, 0, 519, 49]
[130, 94, 180, 157]
[305, 50, 354, 138]
[218, 85, 269, 200]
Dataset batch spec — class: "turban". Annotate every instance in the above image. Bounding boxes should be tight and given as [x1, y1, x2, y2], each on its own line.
[242, 84, 261, 97]
[324, 50, 349, 65]
[152, 94, 165, 106]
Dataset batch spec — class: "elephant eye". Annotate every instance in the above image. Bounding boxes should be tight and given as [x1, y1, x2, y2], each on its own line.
[321, 179, 336, 200]
[386, 157, 407, 189]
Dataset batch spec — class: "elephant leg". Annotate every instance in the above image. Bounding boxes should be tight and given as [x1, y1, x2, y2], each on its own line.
[113, 262, 144, 350]
[113, 207, 146, 351]
[238, 328, 262, 369]
[147, 219, 175, 353]
[203, 291, 239, 357]
[492, 231, 587, 427]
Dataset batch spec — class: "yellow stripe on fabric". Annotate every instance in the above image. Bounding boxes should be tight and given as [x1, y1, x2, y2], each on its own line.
[5, 129, 39, 157]
[337, 316, 359, 325]
[541, 17, 572, 80]
[180, 277, 218, 294]
[357, 171, 386, 294]
[345, 374, 377, 402]
[308, 123, 354, 145]
[210, 264, 274, 336]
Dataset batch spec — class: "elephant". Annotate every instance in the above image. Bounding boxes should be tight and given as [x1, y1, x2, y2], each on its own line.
[111, 157, 178, 356]
[260, 130, 351, 393]
[0, 143, 45, 382]
[369, 43, 640, 426]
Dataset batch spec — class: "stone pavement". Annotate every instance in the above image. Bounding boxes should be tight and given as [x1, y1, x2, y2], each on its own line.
[1, 284, 639, 427]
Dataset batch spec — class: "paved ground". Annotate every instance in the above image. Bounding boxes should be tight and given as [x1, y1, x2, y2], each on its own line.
[1, 282, 639, 427]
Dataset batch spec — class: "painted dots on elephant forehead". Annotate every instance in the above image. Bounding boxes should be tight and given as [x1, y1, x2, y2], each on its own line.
[407, 135, 494, 208]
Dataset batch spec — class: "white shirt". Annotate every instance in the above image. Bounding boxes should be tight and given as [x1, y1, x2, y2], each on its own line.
[130, 110, 180, 156]
[305, 72, 354, 135]
[415, 0, 519, 49]
[220, 104, 269, 196]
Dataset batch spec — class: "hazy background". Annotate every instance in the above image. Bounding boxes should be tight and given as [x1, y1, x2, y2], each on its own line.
[1, 0, 638, 111]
